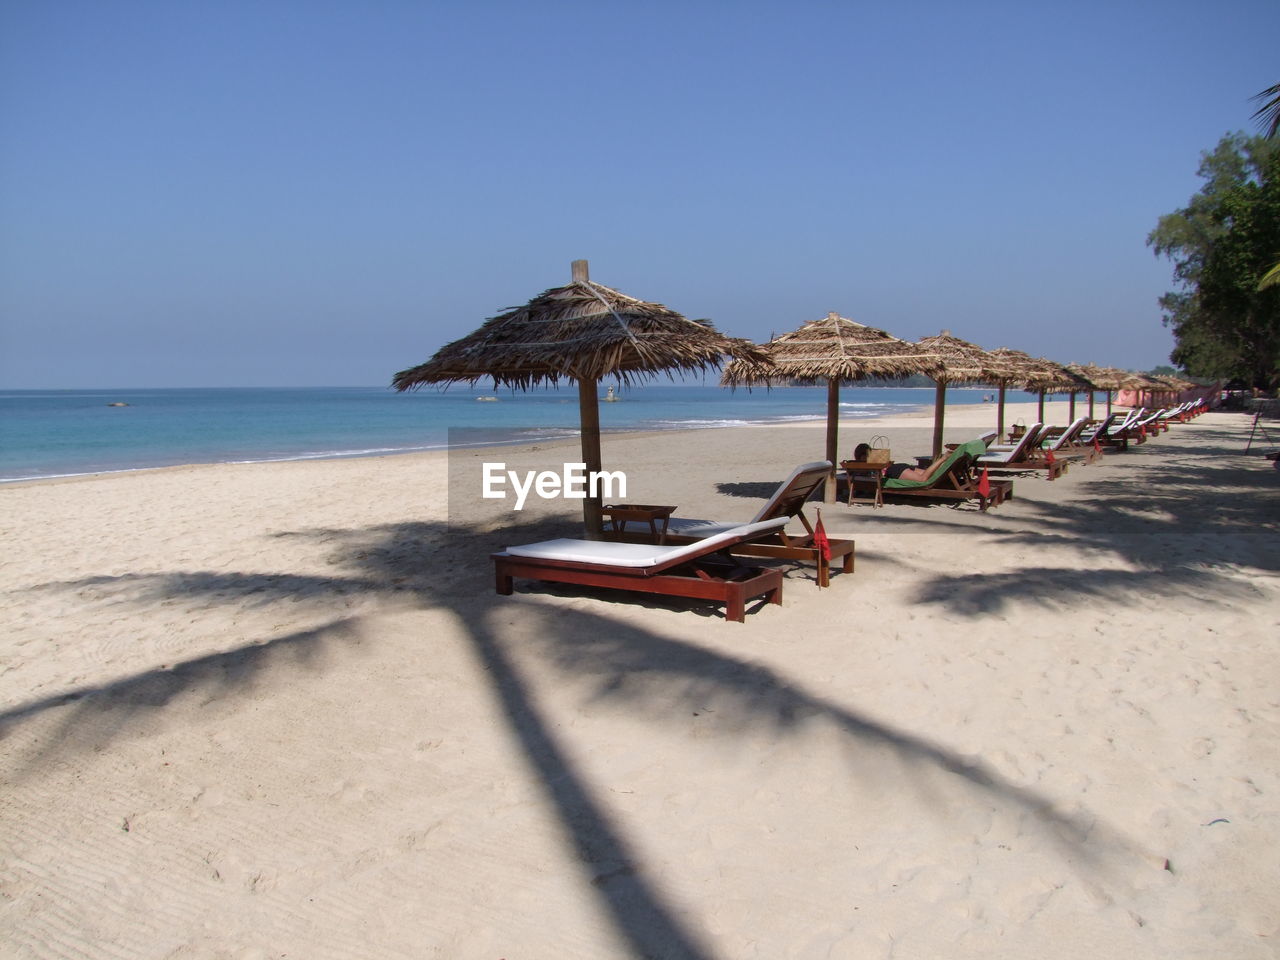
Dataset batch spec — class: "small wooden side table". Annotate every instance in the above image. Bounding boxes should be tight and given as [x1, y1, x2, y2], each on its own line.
[601, 504, 677, 543]
[839, 461, 888, 507]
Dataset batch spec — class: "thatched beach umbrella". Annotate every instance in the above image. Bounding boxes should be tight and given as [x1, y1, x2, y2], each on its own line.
[986, 349, 1089, 433]
[1019, 362, 1093, 424]
[1047, 362, 1098, 422]
[720, 312, 942, 502]
[915, 331, 1013, 458]
[393, 260, 760, 537]
[988, 347, 1060, 437]
[1070, 364, 1128, 416]
[1149, 374, 1196, 401]
[1112, 370, 1173, 408]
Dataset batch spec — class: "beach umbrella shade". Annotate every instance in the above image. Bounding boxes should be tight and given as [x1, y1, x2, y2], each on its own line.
[1064, 363, 1107, 420]
[1018, 361, 1093, 424]
[1111, 370, 1171, 408]
[720, 312, 942, 502]
[915, 331, 1014, 459]
[392, 260, 763, 538]
[1148, 373, 1197, 401]
[987, 349, 1090, 433]
[988, 347, 1065, 437]
[1069, 364, 1129, 416]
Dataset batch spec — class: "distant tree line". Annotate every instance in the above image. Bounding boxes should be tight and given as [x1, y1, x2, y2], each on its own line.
[1148, 132, 1280, 391]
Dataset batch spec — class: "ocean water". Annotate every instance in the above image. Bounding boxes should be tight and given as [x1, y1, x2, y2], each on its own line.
[0, 384, 1037, 483]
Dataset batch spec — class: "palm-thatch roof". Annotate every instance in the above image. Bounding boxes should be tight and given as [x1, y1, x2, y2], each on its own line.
[1067, 364, 1128, 391]
[1021, 362, 1092, 393]
[984, 347, 1068, 433]
[915, 331, 1011, 384]
[1063, 363, 1099, 390]
[1148, 373, 1197, 392]
[719, 312, 941, 387]
[393, 264, 758, 391]
[1113, 370, 1168, 391]
[988, 348, 1063, 385]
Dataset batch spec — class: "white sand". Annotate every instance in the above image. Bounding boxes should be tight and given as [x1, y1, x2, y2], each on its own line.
[2, 401, 1277, 959]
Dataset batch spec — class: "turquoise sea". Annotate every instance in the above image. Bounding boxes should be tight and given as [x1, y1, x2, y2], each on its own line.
[0, 384, 1038, 483]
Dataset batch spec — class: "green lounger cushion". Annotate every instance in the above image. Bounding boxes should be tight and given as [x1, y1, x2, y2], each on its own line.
[884, 439, 987, 489]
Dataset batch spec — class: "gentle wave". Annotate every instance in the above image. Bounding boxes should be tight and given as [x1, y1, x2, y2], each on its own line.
[646, 418, 757, 429]
[509, 427, 581, 438]
[0, 468, 146, 484]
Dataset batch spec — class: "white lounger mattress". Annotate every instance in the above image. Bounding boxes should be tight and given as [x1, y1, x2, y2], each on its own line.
[504, 517, 788, 568]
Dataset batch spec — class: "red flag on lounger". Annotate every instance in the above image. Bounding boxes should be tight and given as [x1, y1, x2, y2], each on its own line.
[977, 467, 991, 498]
[813, 509, 831, 565]
[1045, 447, 1056, 464]
[1093, 437, 1102, 454]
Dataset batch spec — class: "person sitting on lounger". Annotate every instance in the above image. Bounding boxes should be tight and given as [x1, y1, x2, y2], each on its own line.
[853, 443, 931, 482]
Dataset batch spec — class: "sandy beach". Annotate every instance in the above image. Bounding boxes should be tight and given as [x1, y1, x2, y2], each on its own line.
[2, 399, 1277, 959]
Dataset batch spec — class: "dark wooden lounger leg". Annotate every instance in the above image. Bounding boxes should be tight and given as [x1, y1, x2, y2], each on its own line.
[494, 560, 514, 596]
[725, 585, 746, 623]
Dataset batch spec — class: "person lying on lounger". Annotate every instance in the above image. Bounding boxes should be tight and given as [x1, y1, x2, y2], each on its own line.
[852, 443, 931, 482]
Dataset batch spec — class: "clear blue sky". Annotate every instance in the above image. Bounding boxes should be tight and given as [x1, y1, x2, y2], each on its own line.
[2, 0, 1276, 388]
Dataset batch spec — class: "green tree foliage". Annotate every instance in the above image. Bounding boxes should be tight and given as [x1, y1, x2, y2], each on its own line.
[1252, 83, 1280, 291]
[1148, 134, 1280, 389]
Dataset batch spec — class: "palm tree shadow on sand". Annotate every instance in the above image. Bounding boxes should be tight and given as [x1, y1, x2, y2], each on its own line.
[9, 517, 1160, 959]
[907, 445, 1279, 616]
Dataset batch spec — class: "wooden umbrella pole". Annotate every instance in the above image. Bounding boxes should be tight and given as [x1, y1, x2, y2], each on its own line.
[932, 380, 947, 459]
[578, 377, 604, 539]
[1106, 391, 1112, 415]
[1038, 390, 1045, 423]
[1088, 391, 1095, 420]
[824, 378, 839, 503]
[997, 384, 1006, 439]
[1069, 391, 1076, 422]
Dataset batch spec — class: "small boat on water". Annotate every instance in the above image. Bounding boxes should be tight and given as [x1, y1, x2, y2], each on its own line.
[106, 402, 130, 407]
[602, 386, 620, 402]
[475, 396, 499, 402]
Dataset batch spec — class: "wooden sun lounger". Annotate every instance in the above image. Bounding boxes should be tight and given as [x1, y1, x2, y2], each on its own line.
[977, 422, 1068, 479]
[981, 454, 1069, 480]
[1134, 409, 1169, 435]
[604, 461, 855, 588]
[984, 418, 1101, 476]
[493, 518, 789, 622]
[1044, 417, 1105, 464]
[1039, 417, 1093, 454]
[848, 440, 1012, 511]
[1083, 411, 1141, 450]
[1159, 401, 1202, 425]
[989, 427, 1044, 451]
[1113, 409, 1159, 444]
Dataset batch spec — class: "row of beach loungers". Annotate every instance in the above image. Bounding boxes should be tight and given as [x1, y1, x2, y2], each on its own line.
[491, 399, 1210, 621]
